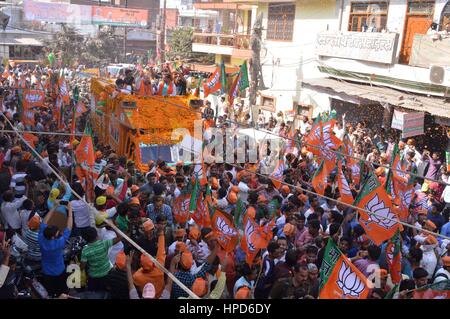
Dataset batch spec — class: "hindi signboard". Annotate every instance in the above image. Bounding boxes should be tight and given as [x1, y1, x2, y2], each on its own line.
[91, 6, 148, 27]
[23, 0, 91, 24]
[315, 31, 399, 64]
[24, 0, 148, 27]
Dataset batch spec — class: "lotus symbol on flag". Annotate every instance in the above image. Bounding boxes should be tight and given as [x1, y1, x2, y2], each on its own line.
[244, 219, 257, 252]
[337, 261, 365, 298]
[208, 72, 219, 88]
[216, 216, 237, 236]
[25, 93, 42, 103]
[339, 171, 352, 196]
[181, 198, 190, 212]
[400, 188, 413, 208]
[364, 194, 397, 229]
[351, 164, 360, 176]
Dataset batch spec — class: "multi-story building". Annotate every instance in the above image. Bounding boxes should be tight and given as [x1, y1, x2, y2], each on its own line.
[191, 0, 254, 68]
[194, 0, 449, 150]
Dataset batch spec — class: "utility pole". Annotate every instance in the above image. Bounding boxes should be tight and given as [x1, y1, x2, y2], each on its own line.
[123, 0, 128, 62]
[159, 0, 167, 63]
[249, 13, 263, 127]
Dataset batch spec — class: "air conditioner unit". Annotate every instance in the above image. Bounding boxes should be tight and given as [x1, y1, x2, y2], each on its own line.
[429, 65, 449, 85]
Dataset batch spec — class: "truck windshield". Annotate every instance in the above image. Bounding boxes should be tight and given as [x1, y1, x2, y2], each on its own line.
[139, 144, 173, 163]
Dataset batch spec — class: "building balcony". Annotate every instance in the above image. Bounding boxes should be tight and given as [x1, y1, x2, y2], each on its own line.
[315, 31, 450, 97]
[192, 33, 252, 59]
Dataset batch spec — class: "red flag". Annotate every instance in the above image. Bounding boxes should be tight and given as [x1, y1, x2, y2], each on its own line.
[211, 210, 239, 253]
[203, 67, 221, 98]
[353, 173, 401, 246]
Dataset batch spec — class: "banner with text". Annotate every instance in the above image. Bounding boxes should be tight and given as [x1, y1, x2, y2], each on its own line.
[91, 6, 148, 27]
[391, 110, 424, 138]
[24, 0, 148, 27]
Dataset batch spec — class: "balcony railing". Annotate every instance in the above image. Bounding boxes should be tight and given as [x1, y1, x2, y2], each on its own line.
[193, 33, 251, 50]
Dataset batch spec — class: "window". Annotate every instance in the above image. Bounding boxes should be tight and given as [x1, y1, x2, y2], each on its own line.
[440, 1, 450, 30]
[348, 2, 388, 32]
[267, 3, 295, 41]
[260, 95, 276, 112]
[407, 1, 434, 14]
[295, 103, 312, 118]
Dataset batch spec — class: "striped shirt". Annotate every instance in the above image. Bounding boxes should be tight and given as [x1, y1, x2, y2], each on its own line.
[81, 239, 113, 278]
[10, 172, 27, 197]
[24, 229, 41, 261]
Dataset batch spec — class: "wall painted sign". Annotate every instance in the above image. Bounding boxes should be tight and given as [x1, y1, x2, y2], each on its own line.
[316, 31, 399, 64]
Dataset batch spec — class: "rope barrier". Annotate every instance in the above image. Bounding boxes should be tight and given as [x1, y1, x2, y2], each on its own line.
[0, 112, 200, 299]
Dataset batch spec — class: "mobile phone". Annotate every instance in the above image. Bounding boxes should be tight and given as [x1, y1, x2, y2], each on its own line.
[60, 201, 68, 206]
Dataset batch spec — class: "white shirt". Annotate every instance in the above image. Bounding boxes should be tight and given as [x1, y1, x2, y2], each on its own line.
[71, 199, 92, 228]
[19, 209, 32, 236]
[98, 227, 123, 265]
[238, 181, 250, 203]
[299, 121, 311, 135]
[333, 126, 345, 141]
[442, 179, 450, 203]
[0, 265, 10, 289]
[434, 267, 450, 283]
[1, 196, 27, 229]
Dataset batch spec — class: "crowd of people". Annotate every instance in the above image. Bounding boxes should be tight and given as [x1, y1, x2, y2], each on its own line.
[0, 61, 449, 300]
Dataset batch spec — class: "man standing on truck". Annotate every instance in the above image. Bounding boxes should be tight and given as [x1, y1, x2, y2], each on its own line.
[157, 73, 176, 97]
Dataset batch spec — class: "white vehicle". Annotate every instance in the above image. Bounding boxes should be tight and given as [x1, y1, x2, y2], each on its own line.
[105, 64, 136, 79]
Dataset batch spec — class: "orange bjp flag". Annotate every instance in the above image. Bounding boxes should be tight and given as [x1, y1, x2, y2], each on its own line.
[311, 161, 329, 196]
[337, 160, 354, 205]
[270, 159, 286, 189]
[173, 194, 191, 225]
[319, 239, 370, 299]
[75, 134, 95, 172]
[211, 210, 239, 253]
[353, 172, 401, 246]
[241, 215, 265, 265]
[23, 133, 38, 150]
[304, 119, 323, 156]
[202, 67, 221, 98]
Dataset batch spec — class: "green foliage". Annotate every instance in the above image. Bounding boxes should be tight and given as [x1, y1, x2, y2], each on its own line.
[44, 25, 123, 67]
[167, 27, 214, 64]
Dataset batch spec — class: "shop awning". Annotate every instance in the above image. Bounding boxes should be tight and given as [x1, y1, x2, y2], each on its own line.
[2, 37, 43, 46]
[302, 77, 450, 119]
